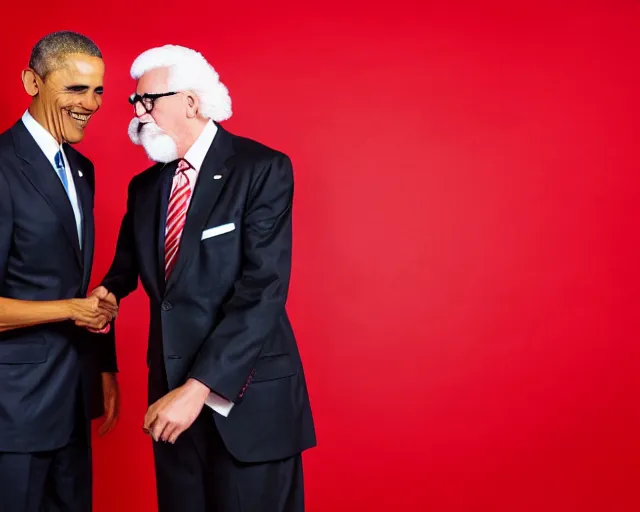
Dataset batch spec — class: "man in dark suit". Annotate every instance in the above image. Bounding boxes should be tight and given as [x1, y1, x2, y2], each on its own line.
[97, 44, 316, 511]
[0, 31, 120, 512]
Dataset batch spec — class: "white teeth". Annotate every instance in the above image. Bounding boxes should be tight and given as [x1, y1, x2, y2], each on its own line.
[69, 112, 90, 122]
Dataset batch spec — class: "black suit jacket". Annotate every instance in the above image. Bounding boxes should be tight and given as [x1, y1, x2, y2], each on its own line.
[102, 124, 316, 463]
[0, 120, 117, 453]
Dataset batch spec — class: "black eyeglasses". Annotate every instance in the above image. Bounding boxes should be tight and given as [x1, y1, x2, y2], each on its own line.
[128, 92, 178, 114]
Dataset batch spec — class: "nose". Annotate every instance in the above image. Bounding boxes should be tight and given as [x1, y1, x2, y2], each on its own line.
[81, 92, 100, 112]
[134, 101, 148, 118]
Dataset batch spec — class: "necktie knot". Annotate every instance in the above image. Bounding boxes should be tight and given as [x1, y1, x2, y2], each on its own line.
[176, 159, 192, 174]
[54, 150, 65, 170]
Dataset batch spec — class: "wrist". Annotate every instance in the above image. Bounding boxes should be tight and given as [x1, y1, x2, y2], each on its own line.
[186, 378, 210, 400]
[62, 299, 77, 321]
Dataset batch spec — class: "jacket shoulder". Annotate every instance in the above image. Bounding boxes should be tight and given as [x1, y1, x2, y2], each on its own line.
[129, 161, 167, 191]
[0, 127, 15, 160]
[230, 132, 290, 165]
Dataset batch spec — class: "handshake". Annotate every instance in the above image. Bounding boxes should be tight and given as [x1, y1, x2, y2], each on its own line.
[67, 286, 118, 332]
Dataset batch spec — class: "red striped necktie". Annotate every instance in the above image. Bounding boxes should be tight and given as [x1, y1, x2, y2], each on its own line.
[164, 159, 193, 281]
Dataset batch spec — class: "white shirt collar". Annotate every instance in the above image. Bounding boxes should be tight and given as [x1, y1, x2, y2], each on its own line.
[183, 120, 218, 172]
[21, 110, 65, 169]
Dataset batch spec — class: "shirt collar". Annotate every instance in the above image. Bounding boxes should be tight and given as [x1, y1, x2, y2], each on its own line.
[21, 110, 65, 169]
[183, 120, 218, 172]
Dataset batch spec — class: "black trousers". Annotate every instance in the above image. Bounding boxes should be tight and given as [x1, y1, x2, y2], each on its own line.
[152, 409, 304, 512]
[0, 416, 91, 512]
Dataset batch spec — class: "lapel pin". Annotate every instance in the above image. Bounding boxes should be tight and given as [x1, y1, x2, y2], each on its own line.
[78, 170, 84, 177]
[213, 175, 222, 180]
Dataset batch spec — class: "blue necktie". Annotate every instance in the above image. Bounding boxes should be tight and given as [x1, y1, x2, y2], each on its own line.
[54, 149, 82, 247]
[54, 150, 70, 194]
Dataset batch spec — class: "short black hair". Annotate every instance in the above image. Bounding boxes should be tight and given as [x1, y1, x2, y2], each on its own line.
[29, 31, 102, 78]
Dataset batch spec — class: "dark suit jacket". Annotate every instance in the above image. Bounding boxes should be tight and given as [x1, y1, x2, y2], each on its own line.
[102, 124, 316, 463]
[0, 120, 117, 453]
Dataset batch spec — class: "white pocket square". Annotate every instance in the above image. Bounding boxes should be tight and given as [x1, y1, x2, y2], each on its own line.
[201, 223, 235, 240]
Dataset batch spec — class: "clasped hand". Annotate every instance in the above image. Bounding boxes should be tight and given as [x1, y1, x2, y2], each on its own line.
[69, 286, 118, 330]
[143, 379, 211, 444]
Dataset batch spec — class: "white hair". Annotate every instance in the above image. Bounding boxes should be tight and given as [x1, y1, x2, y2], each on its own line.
[130, 44, 232, 122]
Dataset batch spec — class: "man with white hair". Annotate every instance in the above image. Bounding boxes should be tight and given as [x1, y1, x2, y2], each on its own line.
[95, 45, 316, 511]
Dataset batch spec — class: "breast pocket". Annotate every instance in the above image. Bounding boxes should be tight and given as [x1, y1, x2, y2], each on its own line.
[201, 222, 236, 241]
[197, 221, 240, 292]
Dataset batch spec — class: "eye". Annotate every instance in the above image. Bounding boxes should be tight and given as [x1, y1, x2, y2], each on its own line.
[66, 85, 88, 93]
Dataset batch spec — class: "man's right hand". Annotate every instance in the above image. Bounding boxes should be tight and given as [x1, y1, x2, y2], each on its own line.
[68, 291, 118, 330]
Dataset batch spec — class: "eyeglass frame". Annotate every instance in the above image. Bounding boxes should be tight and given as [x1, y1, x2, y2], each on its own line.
[128, 91, 179, 114]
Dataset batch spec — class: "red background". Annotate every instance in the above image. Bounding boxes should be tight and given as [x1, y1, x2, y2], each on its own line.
[0, 1, 639, 510]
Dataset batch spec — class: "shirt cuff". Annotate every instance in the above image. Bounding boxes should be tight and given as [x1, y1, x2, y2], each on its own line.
[204, 391, 234, 417]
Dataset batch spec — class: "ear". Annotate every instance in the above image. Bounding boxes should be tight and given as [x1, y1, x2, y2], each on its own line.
[185, 91, 200, 119]
[22, 69, 39, 97]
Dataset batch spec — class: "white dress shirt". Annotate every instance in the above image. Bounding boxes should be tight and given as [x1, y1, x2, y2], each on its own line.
[21, 110, 83, 247]
[172, 120, 234, 418]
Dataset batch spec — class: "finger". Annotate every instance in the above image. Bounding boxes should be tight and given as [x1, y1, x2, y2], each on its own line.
[101, 307, 118, 321]
[88, 317, 107, 330]
[99, 401, 119, 436]
[75, 321, 104, 333]
[143, 406, 158, 433]
[160, 422, 176, 443]
[97, 304, 118, 317]
[97, 297, 118, 309]
[91, 286, 108, 300]
[101, 412, 118, 436]
[89, 295, 101, 310]
[150, 417, 168, 443]
[167, 423, 187, 444]
[98, 414, 116, 436]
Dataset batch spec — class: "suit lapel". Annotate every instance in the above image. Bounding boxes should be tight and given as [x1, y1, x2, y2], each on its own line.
[164, 127, 234, 295]
[134, 162, 175, 303]
[11, 121, 82, 268]
[65, 146, 94, 292]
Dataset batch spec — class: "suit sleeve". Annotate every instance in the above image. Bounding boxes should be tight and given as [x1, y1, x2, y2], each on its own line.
[101, 178, 140, 301]
[0, 171, 13, 287]
[94, 317, 118, 373]
[86, 162, 119, 373]
[188, 153, 294, 402]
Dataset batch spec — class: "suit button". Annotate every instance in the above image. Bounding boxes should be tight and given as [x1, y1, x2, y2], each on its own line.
[161, 301, 172, 311]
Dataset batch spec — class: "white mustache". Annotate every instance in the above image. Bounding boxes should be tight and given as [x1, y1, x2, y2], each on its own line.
[128, 118, 142, 144]
[128, 117, 178, 163]
[128, 118, 165, 145]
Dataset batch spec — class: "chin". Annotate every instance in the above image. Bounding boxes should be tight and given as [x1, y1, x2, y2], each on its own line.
[142, 136, 179, 163]
[64, 133, 84, 144]
[62, 110, 91, 144]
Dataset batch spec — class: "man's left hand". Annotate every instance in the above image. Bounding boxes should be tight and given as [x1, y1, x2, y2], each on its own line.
[143, 379, 210, 444]
[98, 372, 120, 436]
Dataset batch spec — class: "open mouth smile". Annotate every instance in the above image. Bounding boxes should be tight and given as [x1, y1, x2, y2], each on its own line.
[66, 110, 92, 126]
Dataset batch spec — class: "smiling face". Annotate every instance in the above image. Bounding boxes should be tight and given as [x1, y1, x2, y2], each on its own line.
[23, 53, 104, 144]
